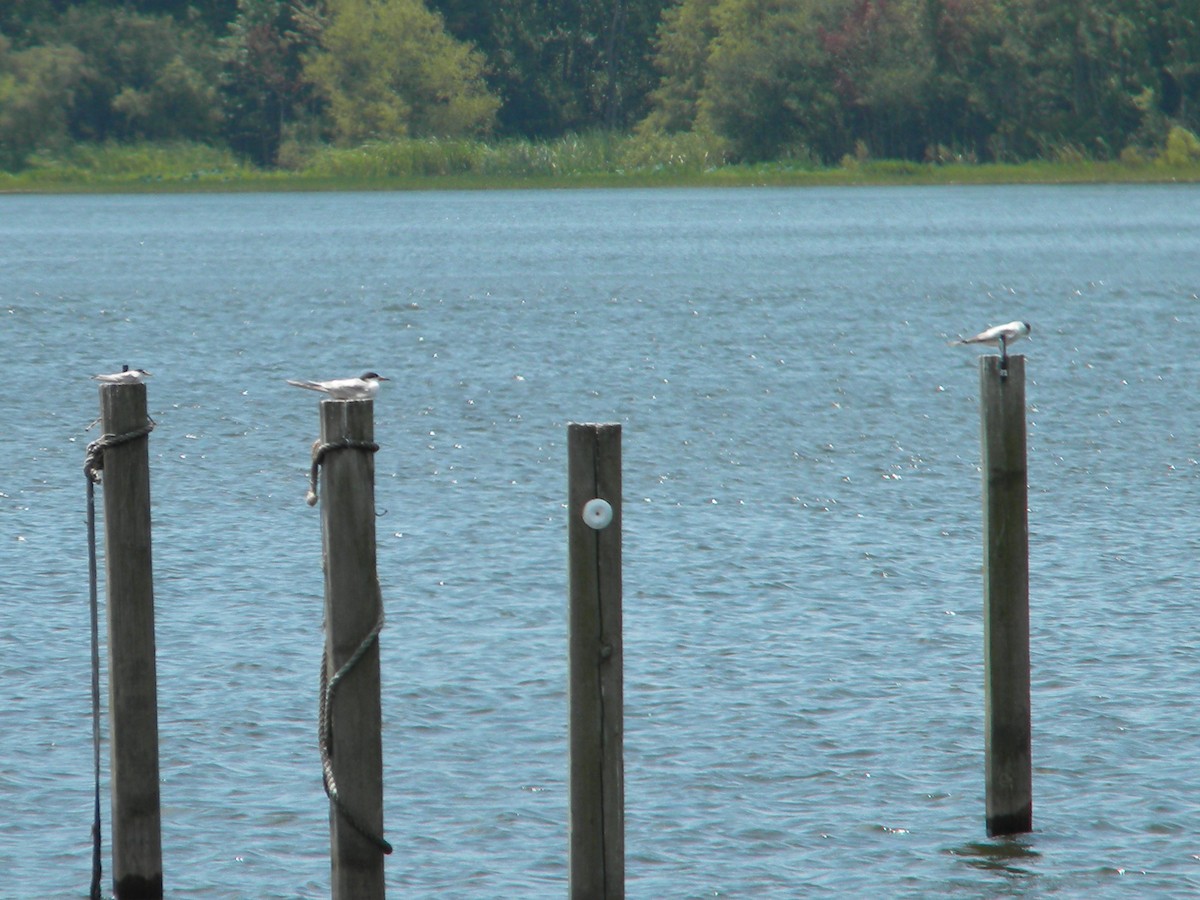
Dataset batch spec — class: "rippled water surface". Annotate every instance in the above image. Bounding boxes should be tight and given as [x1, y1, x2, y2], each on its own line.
[2, 185, 1199, 898]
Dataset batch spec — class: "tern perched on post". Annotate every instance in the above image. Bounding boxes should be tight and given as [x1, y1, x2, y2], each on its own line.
[92, 368, 152, 384]
[286, 371, 389, 400]
[950, 321, 1031, 375]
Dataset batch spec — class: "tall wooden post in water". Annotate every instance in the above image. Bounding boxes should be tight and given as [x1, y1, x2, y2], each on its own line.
[979, 355, 1032, 836]
[98, 382, 164, 899]
[318, 399, 387, 899]
[567, 423, 624, 900]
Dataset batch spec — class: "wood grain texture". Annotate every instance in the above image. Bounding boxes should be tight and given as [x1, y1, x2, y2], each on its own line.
[567, 423, 624, 900]
[979, 356, 1032, 836]
[99, 383, 163, 899]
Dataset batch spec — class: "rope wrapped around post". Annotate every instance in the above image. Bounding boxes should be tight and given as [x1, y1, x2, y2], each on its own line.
[307, 437, 379, 506]
[318, 607, 392, 854]
[84, 421, 156, 484]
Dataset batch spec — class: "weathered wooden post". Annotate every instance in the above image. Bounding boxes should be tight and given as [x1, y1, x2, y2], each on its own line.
[979, 354, 1032, 837]
[567, 422, 624, 900]
[316, 398, 388, 899]
[98, 381, 164, 899]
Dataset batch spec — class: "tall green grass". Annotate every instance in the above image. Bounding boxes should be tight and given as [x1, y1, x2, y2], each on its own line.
[295, 131, 729, 180]
[300, 138, 484, 178]
[3, 131, 1200, 192]
[25, 141, 252, 183]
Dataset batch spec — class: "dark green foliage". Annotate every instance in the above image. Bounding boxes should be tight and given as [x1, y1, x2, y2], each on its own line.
[219, 0, 311, 166]
[0, 34, 86, 169]
[30, 5, 222, 143]
[427, 0, 670, 137]
[644, 0, 1200, 163]
[1, 1, 61, 39]
[303, 0, 499, 143]
[1, 0, 1199, 171]
[698, 0, 846, 162]
[132, 0, 240, 30]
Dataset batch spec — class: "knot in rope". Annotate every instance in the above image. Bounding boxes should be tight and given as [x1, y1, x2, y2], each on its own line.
[307, 437, 379, 506]
[84, 420, 155, 484]
[318, 606, 392, 855]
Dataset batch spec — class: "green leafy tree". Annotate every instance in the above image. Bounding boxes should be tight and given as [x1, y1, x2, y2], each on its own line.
[639, 0, 720, 134]
[642, 0, 1190, 163]
[0, 34, 85, 169]
[221, 0, 312, 165]
[1164, 124, 1200, 163]
[428, 0, 670, 137]
[1122, 0, 1200, 137]
[921, 0, 1007, 159]
[303, 0, 498, 142]
[820, 0, 935, 159]
[34, 6, 222, 142]
[978, 0, 1151, 159]
[697, 0, 845, 161]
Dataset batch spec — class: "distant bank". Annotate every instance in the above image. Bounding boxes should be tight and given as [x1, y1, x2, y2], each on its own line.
[3, 137, 1200, 193]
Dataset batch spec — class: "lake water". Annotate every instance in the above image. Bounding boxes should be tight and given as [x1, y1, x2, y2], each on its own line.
[2, 184, 1199, 898]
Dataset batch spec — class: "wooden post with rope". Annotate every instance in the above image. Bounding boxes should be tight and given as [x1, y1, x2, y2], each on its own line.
[98, 381, 164, 899]
[567, 423, 624, 900]
[316, 398, 387, 899]
[979, 354, 1033, 836]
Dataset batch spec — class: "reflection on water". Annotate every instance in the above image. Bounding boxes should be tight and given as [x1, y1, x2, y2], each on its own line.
[950, 836, 1042, 877]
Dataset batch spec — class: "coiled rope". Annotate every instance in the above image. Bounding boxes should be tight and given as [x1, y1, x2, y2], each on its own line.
[84, 422, 155, 486]
[307, 438, 379, 507]
[318, 608, 392, 854]
[308, 436, 392, 855]
[83, 420, 155, 900]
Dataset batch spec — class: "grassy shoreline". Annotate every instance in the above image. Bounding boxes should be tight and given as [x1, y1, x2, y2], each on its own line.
[3, 138, 1199, 193]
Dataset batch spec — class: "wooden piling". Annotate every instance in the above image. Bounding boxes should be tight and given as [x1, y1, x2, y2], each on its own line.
[98, 382, 163, 899]
[318, 399, 386, 900]
[567, 423, 624, 900]
[979, 355, 1032, 837]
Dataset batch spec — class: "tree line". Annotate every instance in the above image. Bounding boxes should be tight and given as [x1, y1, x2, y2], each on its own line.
[1, 0, 1198, 172]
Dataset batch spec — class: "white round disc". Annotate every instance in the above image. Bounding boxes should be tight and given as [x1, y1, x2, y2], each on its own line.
[582, 498, 613, 530]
